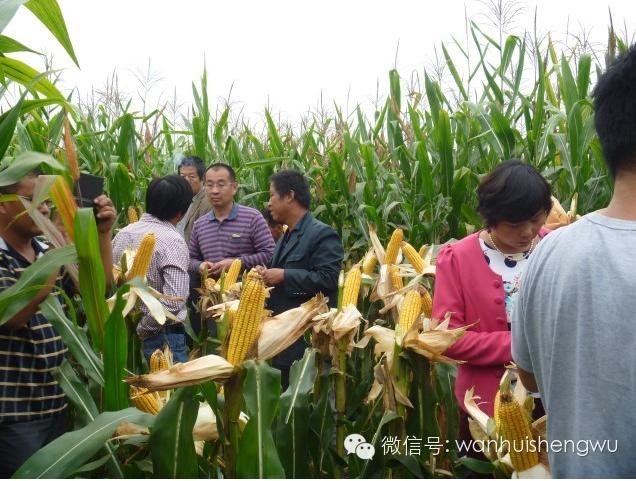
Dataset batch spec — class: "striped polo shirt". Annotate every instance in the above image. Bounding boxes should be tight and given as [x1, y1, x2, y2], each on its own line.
[0, 237, 69, 423]
[189, 203, 275, 273]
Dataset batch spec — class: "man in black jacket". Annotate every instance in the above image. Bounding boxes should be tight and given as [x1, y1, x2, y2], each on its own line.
[257, 170, 344, 389]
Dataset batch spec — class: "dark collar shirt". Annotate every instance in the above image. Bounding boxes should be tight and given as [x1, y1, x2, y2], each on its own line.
[112, 214, 190, 340]
[0, 237, 69, 423]
[188, 203, 275, 273]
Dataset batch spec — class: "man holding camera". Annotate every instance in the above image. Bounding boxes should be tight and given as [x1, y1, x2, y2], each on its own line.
[0, 171, 116, 477]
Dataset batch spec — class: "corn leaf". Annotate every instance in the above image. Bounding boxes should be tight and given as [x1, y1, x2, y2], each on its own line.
[0, 57, 62, 98]
[53, 359, 98, 425]
[0, 0, 26, 34]
[276, 348, 316, 478]
[150, 386, 199, 479]
[0, 91, 25, 160]
[238, 360, 285, 478]
[41, 296, 104, 386]
[0, 150, 63, 186]
[74, 208, 108, 352]
[103, 285, 129, 411]
[0, 244, 75, 325]
[0, 34, 37, 54]
[24, 0, 78, 66]
[13, 408, 154, 479]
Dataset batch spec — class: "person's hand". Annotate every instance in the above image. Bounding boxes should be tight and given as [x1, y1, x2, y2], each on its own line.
[261, 268, 284, 286]
[254, 265, 266, 276]
[94, 195, 116, 235]
[210, 258, 237, 276]
[199, 261, 215, 275]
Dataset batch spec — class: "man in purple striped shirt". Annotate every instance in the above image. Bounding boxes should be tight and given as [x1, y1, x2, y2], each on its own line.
[189, 163, 275, 277]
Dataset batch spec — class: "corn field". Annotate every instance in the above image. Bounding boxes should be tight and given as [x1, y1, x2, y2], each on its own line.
[0, 0, 632, 478]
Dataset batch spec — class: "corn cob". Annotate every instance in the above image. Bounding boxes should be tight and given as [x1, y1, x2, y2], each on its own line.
[127, 205, 139, 224]
[418, 244, 429, 258]
[399, 290, 422, 332]
[401, 241, 424, 273]
[50, 176, 78, 241]
[421, 289, 433, 318]
[499, 391, 539, 471]
[225, 272, 267, 365]
[493, 389, 501, 432]
[224, 258, 242, 289]
[384, 228, 403, 265]
[205, 278, 217, 292]
[150, 349, 169, 372]
[389, 265, 403, 290]
[342, 266, 362, 308]
[362, 250, 378, 275]
[130, 386, 161, 415]
[127, 233, 156, 280]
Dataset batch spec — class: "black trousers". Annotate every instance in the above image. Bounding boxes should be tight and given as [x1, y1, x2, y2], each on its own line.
[0, 410, 68, 477]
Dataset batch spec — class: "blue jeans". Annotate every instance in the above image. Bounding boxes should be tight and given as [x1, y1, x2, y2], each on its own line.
[142, 331, 188, 363]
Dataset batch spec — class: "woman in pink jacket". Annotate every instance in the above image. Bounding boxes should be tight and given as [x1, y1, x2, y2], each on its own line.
[432, 160, 552, 445]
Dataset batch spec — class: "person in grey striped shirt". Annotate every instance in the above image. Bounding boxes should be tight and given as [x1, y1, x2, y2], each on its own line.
[189, 163, 275, 278]
[112, 175, 193, 363]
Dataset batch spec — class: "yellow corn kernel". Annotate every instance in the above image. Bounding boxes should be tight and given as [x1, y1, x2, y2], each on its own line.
[342, 267, 362, 308]
[362, 250, 378, 275]
[399, 290, 422, 332]
[150, 349, 169, 372]
[127, 233, 156, 280]
[494, 390, 501, 432]
[499, 391, 539, 471]
[384, 228, 403, 265]
[50, 175, 78, 241]
[224, 258, 242, 289]
[127, 205, 139, 224]
[401, 241, 424, 273]
[421, 289, 433, 318]
[418, 244, 429, 258]
[225, 272, 266, 365]
[130, 386, 161, 415]
[205, 278, 217, 292]
[389, 265, 403, 290]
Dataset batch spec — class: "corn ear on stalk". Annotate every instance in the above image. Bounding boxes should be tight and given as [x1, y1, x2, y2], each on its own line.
[384, 228, 403, 265]
[389, 265, 403, 290]
[130, 386, 161, 415]
[362, 250, 378, 275]
[421, 289, 433, 318]
[499, 391, 539, 471]
[225, 271, 267, 365]
[402, 241, 425, 273]
[224, 258, 242, 289]
[399, 290, 422, 332]
[342, 266, 362, 308]
[127, 205, 139, 224]
[127, 233, 156, 280]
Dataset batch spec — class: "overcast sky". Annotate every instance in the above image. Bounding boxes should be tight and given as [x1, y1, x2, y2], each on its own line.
[7, 0, 634, 124]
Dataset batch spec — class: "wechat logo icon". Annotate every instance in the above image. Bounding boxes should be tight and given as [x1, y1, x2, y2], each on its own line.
[344, 433, 375, 460]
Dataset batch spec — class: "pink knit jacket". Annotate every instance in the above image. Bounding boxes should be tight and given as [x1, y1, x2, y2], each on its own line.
[432, 229, 549, 417]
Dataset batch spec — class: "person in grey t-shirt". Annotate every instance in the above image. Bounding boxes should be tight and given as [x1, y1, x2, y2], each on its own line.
[512, 45, 636, 478]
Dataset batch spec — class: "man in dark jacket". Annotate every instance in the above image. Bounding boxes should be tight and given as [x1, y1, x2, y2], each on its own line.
[257, 170, 343, 389]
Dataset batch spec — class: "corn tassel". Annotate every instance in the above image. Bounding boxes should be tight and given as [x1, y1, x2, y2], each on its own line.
[127, 233, 156, 280]
[399, 290, 422, 332]
[224, 258, 242, 289]
[130, 386, 161, 415]
[225, 272, 266, 365]
[402, 241, 424, 273]
[421, 289, 433, 318]
[341, 266, 361, 308]
[362, 250, 378, 275]
[127, 206, 139, 224]
[384, 228, 403, 265]
[389, 265, 403, 290]
[50, 176, 78, 241]
[499, 391, 539, 471]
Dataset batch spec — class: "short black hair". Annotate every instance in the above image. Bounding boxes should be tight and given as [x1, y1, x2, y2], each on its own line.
[206, 163, 236, 182]
[261, 208, 282, 227]
[593, 45, 636, 178]
[477, 159, 551, 228]
[145, 175, 193, 221]
[269, 170, 311, 209]
[178, 156, 206, 180]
